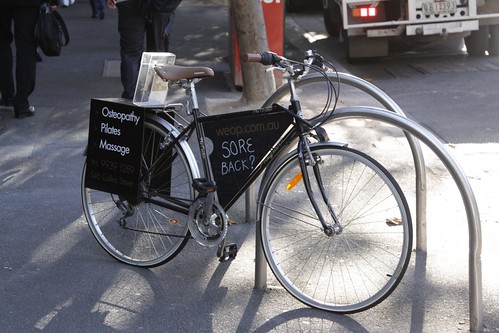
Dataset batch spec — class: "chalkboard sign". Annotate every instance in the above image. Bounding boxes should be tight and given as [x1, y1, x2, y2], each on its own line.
[200, 107, 294, 208]
[85, 98, 145, 197]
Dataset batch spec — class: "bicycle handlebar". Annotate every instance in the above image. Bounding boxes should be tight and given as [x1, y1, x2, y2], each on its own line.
[242, 53, 263, 63]
[243, 50, 325, 72]
[242, 52, 284, 66]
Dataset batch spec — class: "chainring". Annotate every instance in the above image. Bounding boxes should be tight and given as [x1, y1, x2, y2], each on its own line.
[188, 196, 228, 247]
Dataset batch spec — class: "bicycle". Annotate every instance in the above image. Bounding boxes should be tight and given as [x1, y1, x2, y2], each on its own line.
[81, 50, 413, 314]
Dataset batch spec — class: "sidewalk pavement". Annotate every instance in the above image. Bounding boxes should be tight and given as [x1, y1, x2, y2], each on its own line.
[0, 1, 498, 332]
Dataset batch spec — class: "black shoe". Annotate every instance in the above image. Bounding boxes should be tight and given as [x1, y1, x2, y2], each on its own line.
[15, 106, 35, 119]
[1, 97, 13, 107]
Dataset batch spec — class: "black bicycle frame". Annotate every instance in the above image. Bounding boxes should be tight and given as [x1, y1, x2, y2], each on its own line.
[150, 103, 299, 212]
[141, 85, 337, 233]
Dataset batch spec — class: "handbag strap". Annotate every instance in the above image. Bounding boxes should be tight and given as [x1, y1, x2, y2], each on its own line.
[52, 10, 70, 46]
[41, 2, 70, 46]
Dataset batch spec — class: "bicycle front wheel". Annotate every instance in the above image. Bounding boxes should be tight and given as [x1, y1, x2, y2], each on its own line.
[259, 144, 412, 313]
[82, 118, 196, 267]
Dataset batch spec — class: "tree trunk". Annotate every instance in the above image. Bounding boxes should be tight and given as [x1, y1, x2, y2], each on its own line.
[232, 0, 276, 104]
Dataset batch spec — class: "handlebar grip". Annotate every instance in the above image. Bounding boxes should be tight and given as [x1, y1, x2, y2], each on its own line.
[242, 53, 262, 63]
[243, 52, 281, 66]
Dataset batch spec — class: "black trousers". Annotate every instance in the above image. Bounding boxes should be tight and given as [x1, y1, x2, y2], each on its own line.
[117, 1, 174, 99]
[0, 5, 39, 111]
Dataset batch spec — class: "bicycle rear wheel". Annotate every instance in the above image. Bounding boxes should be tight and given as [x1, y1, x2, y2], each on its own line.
[259, 143, 412, 313]
[82, 118, 196, 267]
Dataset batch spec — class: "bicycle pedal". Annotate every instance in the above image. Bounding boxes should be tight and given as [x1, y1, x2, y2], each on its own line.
[192, 178, 217, 194]
[217, 243, 238, 262]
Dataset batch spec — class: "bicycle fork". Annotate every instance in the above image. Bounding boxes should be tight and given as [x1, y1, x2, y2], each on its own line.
[287, 92, 342, 237]
[297, 139, 343, 237]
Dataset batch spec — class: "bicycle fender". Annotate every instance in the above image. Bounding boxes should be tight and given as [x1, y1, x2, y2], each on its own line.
[145, 113, 201, 179]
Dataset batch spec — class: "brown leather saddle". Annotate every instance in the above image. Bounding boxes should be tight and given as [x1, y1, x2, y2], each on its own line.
[154, 65, 214, 81]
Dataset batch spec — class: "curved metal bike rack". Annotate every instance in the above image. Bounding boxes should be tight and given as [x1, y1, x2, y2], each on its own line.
[253, 107, 483, 332]
[252, 74, 483, 332]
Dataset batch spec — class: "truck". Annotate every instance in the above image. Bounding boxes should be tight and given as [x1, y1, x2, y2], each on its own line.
[322, 0, 499, 59]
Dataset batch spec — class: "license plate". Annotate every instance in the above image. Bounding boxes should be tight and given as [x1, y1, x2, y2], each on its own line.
[422, 1, 456, 15]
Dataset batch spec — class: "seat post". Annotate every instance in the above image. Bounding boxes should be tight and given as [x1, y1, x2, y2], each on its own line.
[188, 81, 199, 111]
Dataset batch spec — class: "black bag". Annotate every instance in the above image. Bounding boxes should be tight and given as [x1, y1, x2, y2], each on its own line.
[35, 3, 70, 57]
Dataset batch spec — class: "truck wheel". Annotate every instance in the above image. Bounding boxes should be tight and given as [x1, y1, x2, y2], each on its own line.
[488, 25, 499, 56]
[465, 25, 489, 56]
[323, 0, 342, 38]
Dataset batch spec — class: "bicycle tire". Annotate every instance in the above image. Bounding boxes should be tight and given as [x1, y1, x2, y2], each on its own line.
[82, 117, 196, 267]
[259, 143, 412, 313]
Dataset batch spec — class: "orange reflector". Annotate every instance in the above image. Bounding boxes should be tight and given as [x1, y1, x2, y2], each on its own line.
[352, 7, 377, 18]
[286, 172, 303, 191]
